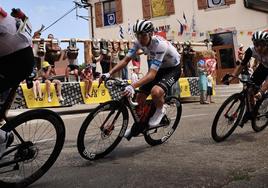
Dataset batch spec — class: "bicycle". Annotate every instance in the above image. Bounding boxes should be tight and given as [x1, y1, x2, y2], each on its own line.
[77, 77, 182, 160]
[0, 75, 66, 188]
[211, 74, 268, 142]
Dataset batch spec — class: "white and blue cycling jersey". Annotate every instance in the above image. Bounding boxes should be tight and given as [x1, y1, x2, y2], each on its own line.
[127, 35, 181, 71]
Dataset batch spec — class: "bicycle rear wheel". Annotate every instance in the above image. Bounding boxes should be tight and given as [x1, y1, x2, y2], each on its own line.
[77, 100, 128, 160]
[0, 109, 65, 188]
[211, 93, 244, 142]
[252, 95, 268, 132]
[144, 96, 182, 146]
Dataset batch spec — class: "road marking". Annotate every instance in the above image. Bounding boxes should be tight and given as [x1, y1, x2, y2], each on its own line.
[181, 114, 208, 118]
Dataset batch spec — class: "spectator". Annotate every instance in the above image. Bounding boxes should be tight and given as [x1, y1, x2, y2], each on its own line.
[205, 50, 217, 103]
[237, 43, 244, 65]
[32, 30, 43, 70]
[119, 41, 128, 80]
[207, 74, 213, 104]
[197, 51, 209, 104]
[41, 61, 64, 103]
[130, 66, 139, 84]
[182, 42, 196, 77]
[100, 39, 111, 74]
[131, 52, 141, 73]
[65, 58, 79, 82]
[45, 34, 61, 76]
[111, 40, 120, 78]
[81, 64, 93, 98]
[65, 38, 79, 82]
[32, 67, 43, 100]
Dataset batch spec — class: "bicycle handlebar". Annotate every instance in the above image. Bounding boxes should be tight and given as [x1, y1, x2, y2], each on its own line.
[222, 74, 255, 86]
[99, 77, 138, 106]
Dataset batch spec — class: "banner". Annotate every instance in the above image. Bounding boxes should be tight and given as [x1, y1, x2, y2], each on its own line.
[179, 78, 191, 97]
[80, 82, 111, 104]
[21, 83, 60, 108]
[151, 0, 167, 17]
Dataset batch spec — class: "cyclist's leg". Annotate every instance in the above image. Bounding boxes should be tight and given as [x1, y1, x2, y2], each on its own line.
[149, 65, 181, 126]
[252, 64, 268, 94]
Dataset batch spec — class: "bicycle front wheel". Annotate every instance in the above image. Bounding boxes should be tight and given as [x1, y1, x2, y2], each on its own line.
[0, 109, 65, 188]
[211, 93, 244, 142]
[252, 95, 268, 132]
[77, 100, 128, 160]
[144, 96, 182, 146]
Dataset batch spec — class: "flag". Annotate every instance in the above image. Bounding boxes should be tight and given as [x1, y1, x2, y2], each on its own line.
[183, 12, 187, 24]
[127, 19, 134, 39]
[183, 12, 188, 31]
[177, 19, 184, 35]
[192, 32, 196, 37]
[248, 31, 253, 36]
[119, 25, 124, 39]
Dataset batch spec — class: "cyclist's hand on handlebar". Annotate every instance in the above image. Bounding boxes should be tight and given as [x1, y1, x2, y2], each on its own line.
[123, 85, 135, 97]
[98, 73, 110, 87]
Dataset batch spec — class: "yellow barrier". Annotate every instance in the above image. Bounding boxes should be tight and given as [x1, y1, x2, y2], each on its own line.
[21, 84, 60, 108]
[20, 77, 215, 108]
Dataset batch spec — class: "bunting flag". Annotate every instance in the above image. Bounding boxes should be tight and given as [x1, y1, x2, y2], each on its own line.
[183, 12, 187, 24]
[119, 25, 124, 39]
[177, 19, 184, 35]
[183, 12, 188, 31]
[127, 19, 133, 38]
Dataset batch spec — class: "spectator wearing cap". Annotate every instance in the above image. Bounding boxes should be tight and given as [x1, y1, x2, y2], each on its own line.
[41, 61, 64, 103]
[81, 64, 93, 98]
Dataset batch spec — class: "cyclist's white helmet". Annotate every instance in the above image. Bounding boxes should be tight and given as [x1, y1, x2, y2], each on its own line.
[133, 19, 154, 34]
[252, 31, 268, 42]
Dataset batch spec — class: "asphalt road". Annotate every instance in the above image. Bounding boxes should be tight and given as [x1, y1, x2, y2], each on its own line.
[18, 96, 268, 188]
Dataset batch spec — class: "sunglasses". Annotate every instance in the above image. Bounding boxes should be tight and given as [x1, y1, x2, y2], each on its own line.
[253, 41, 267, 47]
[135, 33, 149, 39]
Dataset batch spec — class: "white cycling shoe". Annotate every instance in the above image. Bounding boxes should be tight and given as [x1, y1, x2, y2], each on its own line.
[148, 106, 166, 128]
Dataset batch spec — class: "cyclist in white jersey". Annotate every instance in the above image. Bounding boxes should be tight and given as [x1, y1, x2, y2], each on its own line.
[99, 19, 181, 138]
[227, 31, 268, 99]
[0, 7, 34, 158]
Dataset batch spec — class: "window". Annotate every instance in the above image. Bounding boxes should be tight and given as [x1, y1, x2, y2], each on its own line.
[197, 0, 236, 10]
[103, 0, 116, 26]
[142, 0, 175, 19]
[95, 0, 123, 28]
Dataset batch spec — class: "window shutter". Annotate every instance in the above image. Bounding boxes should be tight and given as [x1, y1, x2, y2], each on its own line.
[142, 0, 151, 19]
[165, 0, 175, 15]
[225, 0, 236, 5]
[95, 2, 103, 28]
[197, 0, 208, 10]
[115, 0, 123, 24]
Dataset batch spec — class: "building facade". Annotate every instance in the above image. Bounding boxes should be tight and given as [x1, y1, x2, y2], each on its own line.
[88, 0, 268, 81]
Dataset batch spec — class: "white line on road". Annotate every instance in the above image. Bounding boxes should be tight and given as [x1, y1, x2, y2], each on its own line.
[181, 114, 208, 118]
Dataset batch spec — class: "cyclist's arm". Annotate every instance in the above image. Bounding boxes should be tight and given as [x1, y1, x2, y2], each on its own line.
[232, 47, 252, 76]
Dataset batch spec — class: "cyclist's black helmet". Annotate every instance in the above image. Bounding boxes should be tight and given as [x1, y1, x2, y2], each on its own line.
[133, 19, 154, 34]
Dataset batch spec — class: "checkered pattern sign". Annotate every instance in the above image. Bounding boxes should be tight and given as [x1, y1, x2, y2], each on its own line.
[187, 77, 200, 96]
[61, 82, 83, 106]
[107, 80, 128, 101]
